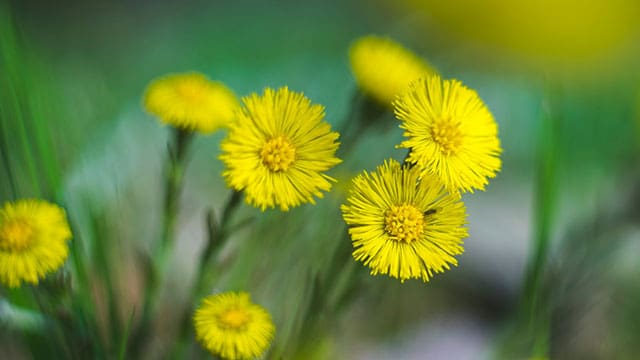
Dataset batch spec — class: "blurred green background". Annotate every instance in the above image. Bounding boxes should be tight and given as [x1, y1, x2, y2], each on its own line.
[2, 0, 640, 359]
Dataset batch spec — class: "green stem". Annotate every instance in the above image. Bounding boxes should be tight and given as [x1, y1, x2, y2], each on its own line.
[0, 5, 42, 198]
[199, 190, 242, 270]
[159, 128, 192, 251]
[336, 89, 386, 157]
[88, 211, 121, 349]
[133, 127, 193, 355]
[336, 90, 363, 141]
[66, 213, 102, 354]
[30, 286, 77, 358]
[0, 116, 18, 198]
[520, 92, 559, 357]
[117, 310, 136, 360]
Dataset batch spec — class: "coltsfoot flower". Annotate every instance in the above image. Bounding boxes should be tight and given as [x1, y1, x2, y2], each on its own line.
[350, 35, 436, 106]
[194, 291, 275, 360]
[143, 72, 239, 134]
[220, 87, 341, 211]
[394, 75, 502, 193]
[0, 199, 72, 288]
[341, 159, 468, 282]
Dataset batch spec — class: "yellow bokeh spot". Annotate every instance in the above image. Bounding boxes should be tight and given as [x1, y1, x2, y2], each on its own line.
[0, 219, 34, 252]
[431, 118, 463, 156]
[217, 308, 252, 330]
[261, 136, 296, 172]
[384, 204, 425, 243]
[143, 72, 239, 134]
[402, 0, 640, 73]
[350, 35, 436, 106]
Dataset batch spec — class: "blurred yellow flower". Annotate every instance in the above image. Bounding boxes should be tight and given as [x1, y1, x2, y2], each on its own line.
[349, 35, 436, 106]
[220, 87, 341, 211]
[402, 0, 640, 71]
[194, 291, 275, 360]
[0, 199, 71, 288]
[341, 159, 467, 283]
[395, 75, 502, 193]
[143, 72, 239, 134]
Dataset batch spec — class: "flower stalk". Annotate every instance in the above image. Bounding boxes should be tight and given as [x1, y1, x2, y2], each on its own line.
[134, 127, 193, 354]
[520, 91, 559, 357]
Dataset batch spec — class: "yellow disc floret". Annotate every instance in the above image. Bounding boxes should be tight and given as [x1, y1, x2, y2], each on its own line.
[217, 308, 252, 330]
[0, 218, 34, 252]
[384, 204, 425, 243]
[431, 118, 464, 156]
[261, 136, 296, 172]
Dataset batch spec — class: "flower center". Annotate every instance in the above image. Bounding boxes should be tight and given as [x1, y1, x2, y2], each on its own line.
[384, 204, 425, 243]
[261, 136, 296, 172]
[217, 308, 251, 330]
[176, 82, 205, 105]
[431, 118, 463, 155]
[0, 219, 34, 252]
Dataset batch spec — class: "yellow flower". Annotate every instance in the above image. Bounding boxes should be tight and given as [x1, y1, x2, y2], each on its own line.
[349, 35, 436, 106]
[143, 72, 239, 134]
[0, 199, 71, 288]
[401, 0, 640, 72]
[194, 291, 275, 360]
[341, 159, 467, 282]
[220, 87, 342, 211]
[394, 75, 502, 193]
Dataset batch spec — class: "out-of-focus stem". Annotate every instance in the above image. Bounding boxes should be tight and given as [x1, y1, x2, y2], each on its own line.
[160, 128, 192, 253]
[520, 93, 558, 357]
[0, 119, 18, 199]
[336, 89, 386, 157]
[134, 127, 193, 355]
[199, 190, 242, 272]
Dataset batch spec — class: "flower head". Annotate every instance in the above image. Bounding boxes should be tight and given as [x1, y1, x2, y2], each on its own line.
[341, 159, 467, 282]
[0, 199, 71, 288]
[194, 291, 275, 360]
[394, 75, 502, 193]
[143, 72, 239, 134]
[349, 35, 436, 106]
[220, 87, 341, 211]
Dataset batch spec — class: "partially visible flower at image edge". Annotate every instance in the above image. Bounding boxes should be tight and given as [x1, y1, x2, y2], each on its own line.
[220, 87, 342, 211]
[394, 74, 502, 193]
[0, 199, 72, 288]
[349, 35, 436, 106]
[194, 291, 275, 360]
[143, 72, 239, 134]
[341, 159, 468, 282]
